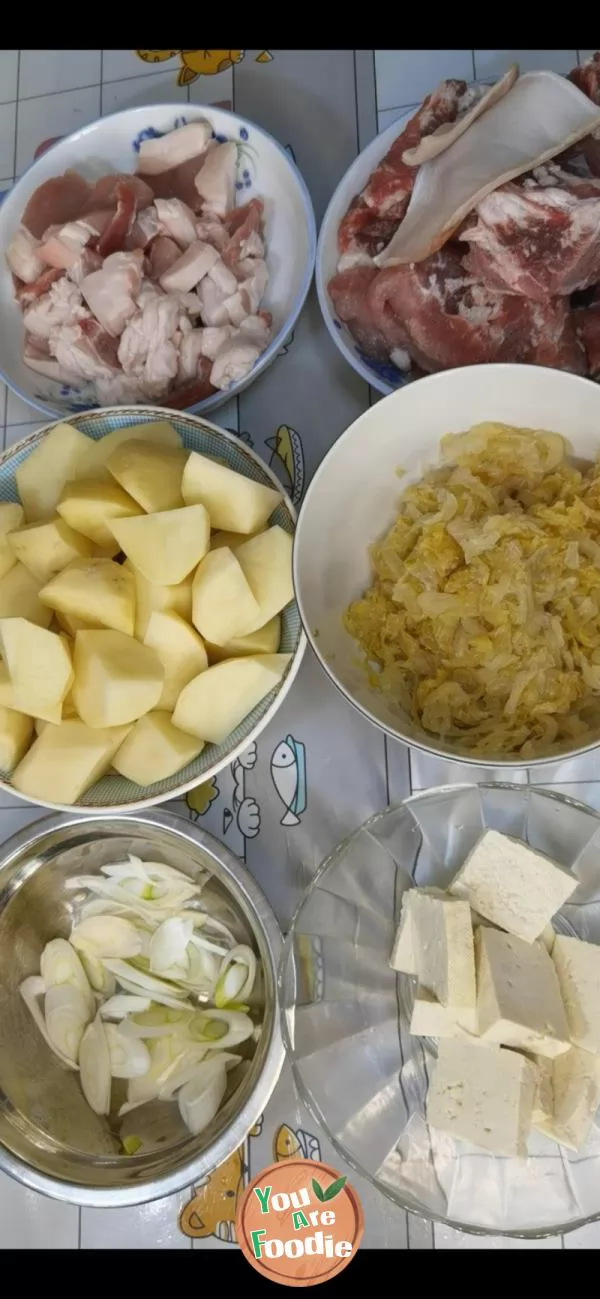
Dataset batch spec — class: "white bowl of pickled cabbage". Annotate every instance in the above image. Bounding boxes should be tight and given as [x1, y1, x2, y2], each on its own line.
[0, 808, 283, 1207]
[294, 362, 600, 765]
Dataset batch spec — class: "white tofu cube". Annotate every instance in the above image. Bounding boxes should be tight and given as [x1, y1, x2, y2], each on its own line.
[410, 987, 478, 1040]
[552, 935, 600, 1054]
[411, 893, 476, 1012]
[389, 886, 446, 976]
[427, 1039, 537, 1157]
[449, 829, 576, 942]
[535, 1046, 600, 1151]
[529, 1053, 554, 1125]
[476, 927, 570, 1058]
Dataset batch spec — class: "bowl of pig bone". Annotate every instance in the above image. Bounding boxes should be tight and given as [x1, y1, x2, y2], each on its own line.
[0, 406, 304, 813]
[0, 103, 316, 418]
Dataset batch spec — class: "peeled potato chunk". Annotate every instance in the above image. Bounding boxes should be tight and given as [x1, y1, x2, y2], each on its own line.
[173, 653, 291, 744]
[15, 422, 94, 521]
[192, 547, 261, 646]
[40, 559, 135, 637]
[235, 526, 294, 632]
[57, 478, 143, 550]
[110, 505, 210, 585]
[12, 719, 131, 804]
[209, 528, 260, 551]
[143, 611, 208, 711]
[0, 706, 34, 773]
[0, 503, 24, 580]
[0, 617, 73, 723]
[8, 515, 93, 583]
[107, 441, 188, 513]
[182, 452, 282, 533]
[0, 663, 15, 708]
[0, 562, 53, 628]
[81, 420, 182, 480]
[73, 629, 164, 728]
[112, 711, 204, 786]
[206, 615, 281, 662]
[127, 564, 193, 640]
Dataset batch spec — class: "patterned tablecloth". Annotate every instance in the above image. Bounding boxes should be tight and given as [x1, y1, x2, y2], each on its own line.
[0, 47, 599, 1251]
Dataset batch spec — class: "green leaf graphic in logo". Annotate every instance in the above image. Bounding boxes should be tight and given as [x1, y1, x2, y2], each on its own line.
[323, 1176, 347, 1201]
[311, 1177, 325, 1203]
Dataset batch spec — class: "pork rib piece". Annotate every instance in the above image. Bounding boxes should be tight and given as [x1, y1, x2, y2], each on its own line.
[460, 179, 600, 301]
[337, 79, 473, 262]
[328, 265, 391, 360]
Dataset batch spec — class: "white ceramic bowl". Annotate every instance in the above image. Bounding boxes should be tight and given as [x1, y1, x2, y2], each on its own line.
[293, 363, 600, 767]
[316, 109, 411, 397]
[0, 405, 305, 813]
[0, 104, 316, 419]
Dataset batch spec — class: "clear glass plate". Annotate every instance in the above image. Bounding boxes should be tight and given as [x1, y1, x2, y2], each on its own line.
[279, 783, 600, 1238]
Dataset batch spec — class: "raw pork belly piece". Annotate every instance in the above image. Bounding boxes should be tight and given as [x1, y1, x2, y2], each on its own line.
[461, 181, 600, 301]
[22, 172, 92, 239]
[328, 265, 391, 360]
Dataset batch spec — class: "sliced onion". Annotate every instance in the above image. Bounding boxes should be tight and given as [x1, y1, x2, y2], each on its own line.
[149, 917, 195, 977]
[105, 1024, 152, 1079]
[71, 916, 143, 960]
[214, 945, 257, 1008]
[189, 1008, 254, 1050]
[78, 950, 117, 997]
[157, 1044, 210, 1100]
[20, 976, 77, 1070]
[79, 1014, 111, 1116]
[119, 1036, 188, 1115]
[45, 984, 92, 1065]
[40, 939, 93, 1004]
[100, 994, 151, 1020]
[102, 959, 192, 1009]
[178, 1058, 228, 1135]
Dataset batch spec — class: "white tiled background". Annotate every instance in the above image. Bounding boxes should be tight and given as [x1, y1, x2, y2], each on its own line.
[1, 48, 600, 1251]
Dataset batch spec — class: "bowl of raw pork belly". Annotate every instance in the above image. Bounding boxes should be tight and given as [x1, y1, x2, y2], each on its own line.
[0, 104, 316, 417]
[317, 53, 600, 394]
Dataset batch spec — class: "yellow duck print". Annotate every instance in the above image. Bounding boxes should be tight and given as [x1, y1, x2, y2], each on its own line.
[136, 50, 273, 87]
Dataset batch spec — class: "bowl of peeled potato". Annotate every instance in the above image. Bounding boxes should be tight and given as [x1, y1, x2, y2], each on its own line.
[0, 408, 303, 812]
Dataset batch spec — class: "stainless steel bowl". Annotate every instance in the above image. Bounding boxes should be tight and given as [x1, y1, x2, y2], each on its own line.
[0, 808, 284, 1207]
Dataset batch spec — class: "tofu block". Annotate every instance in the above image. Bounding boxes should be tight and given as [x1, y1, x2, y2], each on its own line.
[83, 421, 182, 479]
[12, 719, 130, 804]
[110, 505, 210, 585]
[553, 935, 600, 1053]
[8, 515, 93, 583]
[106, 441, 188, 514]
[112, 711, 204, 786]
[410, 987, 478, 1040]
[181, 451, 282, 533]
[427, 1038, 537, 1157]
[389, 886, 447, 976]
[191, 547, 261, 646]
[476, 926, 570, 1058]
[40, 559, 135, 637]
[143, 611, 208, 711]
[128, 565, 193, 640]
[529, 1053, 554, 1126]
[535, 1046, 600, 1151]
[0, 562, 53, 628]
[540, 924, 556, 954]
[15, 422, 94, 520]
[0, 706, 34, 772]
[0, 618, 73, 724]
[449, 829, 576, 942]
[73, 630, 164, 728]
[172, 653, 291, 744]
[57, 478, 143, 550]
[235, 526, 294, 632]
[205, 615, 281, 662]
[0, 503, 24, 580]
[410, 892, 476, 1012]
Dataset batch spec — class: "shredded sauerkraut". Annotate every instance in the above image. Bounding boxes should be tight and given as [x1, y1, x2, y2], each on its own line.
[344, 422, 600, 758]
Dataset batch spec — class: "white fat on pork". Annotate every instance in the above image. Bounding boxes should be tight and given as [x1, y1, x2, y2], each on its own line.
[80, 250, 143, 337]
[208, 258, 238, 296]
[239, 314, 271, 347]
[195, 216, 228, 251]
[210, 339, 261, 390]
[195, 142, 237, 217]
[239, 229, 264, 261]
[196, 275, 230, 325]
[137, 121, 212, 175]
[24, 277, 89, 339]
[23, 336, 81, 384]
[6, 228, 44, 283]
[159, 240, 219, 294]
[118, 294, 183, 397]
[95, 373, 151, 404]
[50, 324, 116, 383]
[39, 220, 92, 269]
[223, 261, 269, 325]
[154, 197, 198, 248]
[130, 205, 162, 248]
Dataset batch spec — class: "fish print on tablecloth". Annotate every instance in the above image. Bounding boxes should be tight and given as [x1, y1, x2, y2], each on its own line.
[136, 50, 273, 86]
[186, 742, 261, 860]
[265, 424, 305, 505]
[274, 1123, 322, 1163]
[271, 734, 307, 827]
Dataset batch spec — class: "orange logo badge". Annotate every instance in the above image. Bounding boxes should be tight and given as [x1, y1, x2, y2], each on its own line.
[235, 1158, 363, 1287]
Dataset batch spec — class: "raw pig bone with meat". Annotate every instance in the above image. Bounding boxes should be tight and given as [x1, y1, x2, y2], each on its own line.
[5, 120, 273, 406]
[329, 52, 600, 380]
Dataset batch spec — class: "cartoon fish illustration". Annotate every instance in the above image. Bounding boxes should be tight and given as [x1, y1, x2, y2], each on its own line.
[274, 1123, 322, 1163]
[136, 50, 273, 87]
[265, 425, 305, 506]
[186, 777, 219, 817]
[270, 734, 307, 827]
[179, 1146, 246, 1241]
